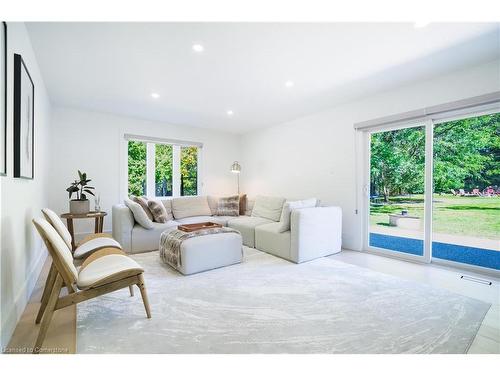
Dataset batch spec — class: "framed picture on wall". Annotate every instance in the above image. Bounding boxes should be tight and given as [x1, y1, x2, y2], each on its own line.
[0, 22, 6, 176]
[13, 53, 34, 179]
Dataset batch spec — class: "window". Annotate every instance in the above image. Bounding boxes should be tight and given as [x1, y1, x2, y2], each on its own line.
[180, 146, 198, 196]
[127, 140, 147, 196]
[127, 137, 201, 198]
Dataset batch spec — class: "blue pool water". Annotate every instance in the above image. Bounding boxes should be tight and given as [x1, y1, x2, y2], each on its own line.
[369, 233, 500, 270]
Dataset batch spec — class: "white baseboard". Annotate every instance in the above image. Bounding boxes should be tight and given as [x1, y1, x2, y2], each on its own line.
[0, 247, 48, 348]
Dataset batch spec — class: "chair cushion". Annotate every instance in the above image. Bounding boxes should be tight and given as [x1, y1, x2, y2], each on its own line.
[227, 216, 273, 247]
[73, 237, 122, 259]
[77, 254, 144, 289]
[251, 196, 286, 222]
[42, 208, 73, 249]
[171, 196, 212, 219]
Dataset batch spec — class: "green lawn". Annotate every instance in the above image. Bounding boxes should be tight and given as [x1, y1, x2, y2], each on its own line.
[370, 194, 500, 240]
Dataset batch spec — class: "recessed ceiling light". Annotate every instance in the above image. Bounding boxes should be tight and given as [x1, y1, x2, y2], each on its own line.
[226, 110, 234, 116]
[192, 44, 204, 52]
[414, 21, 430, 28]
[285, 80, 294, 88]
[151, 93, 160, 99]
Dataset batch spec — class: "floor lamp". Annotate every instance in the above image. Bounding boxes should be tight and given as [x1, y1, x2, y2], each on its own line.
[231, 161, 241, 194]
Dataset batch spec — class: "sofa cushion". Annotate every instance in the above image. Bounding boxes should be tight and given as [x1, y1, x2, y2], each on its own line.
[255, 222, 291, 260]
[251, 196, 286, 222]
[124, 198, 154, 229]
[171, 196, 212, 219]
[216, 195, 239, 216]
[131, 221, 180, 253]
[227, 216, 273, 247]
[277, 198, 318, 232]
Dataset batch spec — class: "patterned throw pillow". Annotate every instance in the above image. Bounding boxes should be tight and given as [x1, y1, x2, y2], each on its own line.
[216, 195, 240, 216]
[148, 199, 170, 223]
[131, 195, 154, 221]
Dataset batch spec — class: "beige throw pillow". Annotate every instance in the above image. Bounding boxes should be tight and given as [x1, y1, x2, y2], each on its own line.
[148, 199, 170, 223]
[216, 195, 240, 216]
[131, 195, 154, 221]
[124, 198, 154, 229]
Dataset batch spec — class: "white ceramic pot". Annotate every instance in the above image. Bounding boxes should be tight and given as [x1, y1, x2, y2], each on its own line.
[69, 199, 90, 214]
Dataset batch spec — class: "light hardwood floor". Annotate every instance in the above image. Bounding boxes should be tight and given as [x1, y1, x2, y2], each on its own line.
[7, 249, 499, 354]
[6, 259, 76, 354]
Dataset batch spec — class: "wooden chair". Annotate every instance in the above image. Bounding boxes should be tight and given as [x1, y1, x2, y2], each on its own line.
[39, 208, 135, 311]
[32, 217, 151, 354]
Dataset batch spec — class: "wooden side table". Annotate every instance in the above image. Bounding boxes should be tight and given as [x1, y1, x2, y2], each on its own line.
[60, 211, 108, 251]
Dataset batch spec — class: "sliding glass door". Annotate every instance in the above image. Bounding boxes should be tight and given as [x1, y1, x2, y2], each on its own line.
[364, 110, 499, 271]
[367, 122, 431, 262]
[431, 113, 500, 270]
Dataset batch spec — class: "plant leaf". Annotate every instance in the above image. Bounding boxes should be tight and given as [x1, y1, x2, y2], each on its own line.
[78, 170, 83, 180]
[81, 193, 87, 200]
[84, 189, 95, 196]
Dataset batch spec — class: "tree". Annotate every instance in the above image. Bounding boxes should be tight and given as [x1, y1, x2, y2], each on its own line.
[128, 141, 146, 196]
[181, 147, 198, 195]
[370, 126, 425, 201]
[155, 144, 173, 196]
[370, 113, 500, 199]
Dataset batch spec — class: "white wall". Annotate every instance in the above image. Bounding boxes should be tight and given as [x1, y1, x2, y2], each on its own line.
[48, 107, 242, 235]
[240, 60, 500, 251]
[0, 23, 52, 347]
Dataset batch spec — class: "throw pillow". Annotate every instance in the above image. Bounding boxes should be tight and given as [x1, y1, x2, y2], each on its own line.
[216, 195, 240, 216]
[251, 196, 286, 221]
[124, 198, 154, 229]
[161, 199, 174, 221]
[239, 194, 247, 215]
[277, 198, 318, 232]
[131, 195, 154, 221]
[148, 199, 170, 223]
[207, 196, 220, 215]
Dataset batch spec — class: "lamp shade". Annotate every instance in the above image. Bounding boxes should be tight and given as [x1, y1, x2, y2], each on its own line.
[230, 161, 241, 173]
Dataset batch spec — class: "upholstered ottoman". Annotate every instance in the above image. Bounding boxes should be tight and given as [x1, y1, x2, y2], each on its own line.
[159, 229, 243, 275]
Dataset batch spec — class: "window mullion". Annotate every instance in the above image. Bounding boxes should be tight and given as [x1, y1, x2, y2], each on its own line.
[146, 143, 156, 197]
[172, 145, 181, 197]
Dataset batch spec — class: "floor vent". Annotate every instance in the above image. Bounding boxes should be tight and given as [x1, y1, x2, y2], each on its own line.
[460, 275, 492, 285]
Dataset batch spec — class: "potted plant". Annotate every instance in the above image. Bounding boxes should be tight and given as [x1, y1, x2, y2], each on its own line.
[66, 170, 95, 214]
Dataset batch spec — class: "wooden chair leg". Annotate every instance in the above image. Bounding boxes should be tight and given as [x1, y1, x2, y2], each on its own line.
[33, 274, 63, 354]
[36, 264, 57, 324]
[136, 274, 151, 319]
[40, 262, 56, 302]
[129, 285, 134, 297]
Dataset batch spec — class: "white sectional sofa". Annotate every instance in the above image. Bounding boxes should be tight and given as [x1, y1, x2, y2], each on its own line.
[112, 195, 342, 263]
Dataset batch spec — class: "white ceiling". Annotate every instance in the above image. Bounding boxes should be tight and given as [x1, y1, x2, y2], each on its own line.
[26, 22, 499, 133]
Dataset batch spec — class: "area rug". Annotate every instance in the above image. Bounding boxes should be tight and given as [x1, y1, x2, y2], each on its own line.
[76, 248, 490, 353]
